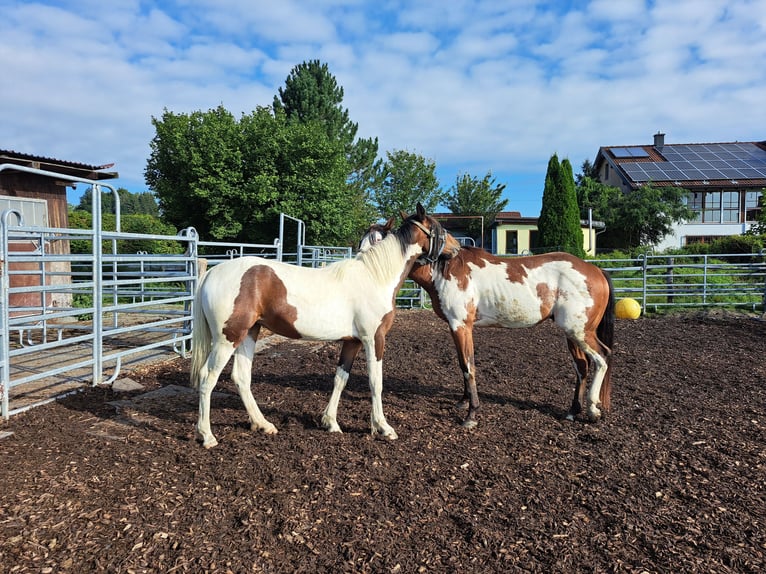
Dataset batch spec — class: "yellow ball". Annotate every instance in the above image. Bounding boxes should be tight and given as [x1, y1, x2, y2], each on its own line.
[615, 298, 642, 319]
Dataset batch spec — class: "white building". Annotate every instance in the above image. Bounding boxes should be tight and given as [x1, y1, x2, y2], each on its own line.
[594, 133, 765, 251]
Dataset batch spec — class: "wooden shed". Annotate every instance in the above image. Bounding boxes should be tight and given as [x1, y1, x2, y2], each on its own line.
[0, 149, 118, 311]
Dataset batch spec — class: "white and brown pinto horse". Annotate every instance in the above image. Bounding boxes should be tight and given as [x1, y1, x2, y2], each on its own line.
[190, 204, 460, 448]
[359, 218, 615, 428]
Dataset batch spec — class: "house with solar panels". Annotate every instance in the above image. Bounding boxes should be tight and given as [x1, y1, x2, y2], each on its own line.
[593, 133, 765, 251]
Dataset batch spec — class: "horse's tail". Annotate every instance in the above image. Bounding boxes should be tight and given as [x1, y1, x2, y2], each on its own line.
[597, 269, 616, 410]
[190, 270, 212, 390]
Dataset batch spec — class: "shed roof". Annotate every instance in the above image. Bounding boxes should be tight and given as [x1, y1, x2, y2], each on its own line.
[0, 149, 119, 181]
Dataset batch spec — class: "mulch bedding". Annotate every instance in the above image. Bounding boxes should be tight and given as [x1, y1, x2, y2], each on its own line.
[1, 310, 764, 573]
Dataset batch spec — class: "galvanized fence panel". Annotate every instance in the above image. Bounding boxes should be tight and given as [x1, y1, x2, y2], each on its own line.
[596, 253, 766, 313]
[0, 212, 200, 418]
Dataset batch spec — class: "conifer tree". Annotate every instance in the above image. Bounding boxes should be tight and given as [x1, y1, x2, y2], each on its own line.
[537, 154, 585, 257]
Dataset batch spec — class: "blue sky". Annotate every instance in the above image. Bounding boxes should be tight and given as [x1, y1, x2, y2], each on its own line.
[1, 0, 765, 217]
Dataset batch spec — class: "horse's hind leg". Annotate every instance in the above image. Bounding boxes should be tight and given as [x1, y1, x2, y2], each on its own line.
[565, 339, 589, 421]
[231, 328, 277, 436]
[197, 340, 237, 449]
[579, 333, 608, 422]
[321, 338, 362, 432]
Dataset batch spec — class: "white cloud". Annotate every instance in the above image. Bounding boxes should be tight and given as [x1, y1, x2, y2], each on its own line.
[1, 0, 765, 215]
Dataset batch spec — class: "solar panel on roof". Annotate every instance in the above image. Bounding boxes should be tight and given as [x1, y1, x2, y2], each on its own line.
[616, 142, 766, 183]
[644, 169, 669, 180]
[611, 147, 634, 158]
[740, 168, 766, 178]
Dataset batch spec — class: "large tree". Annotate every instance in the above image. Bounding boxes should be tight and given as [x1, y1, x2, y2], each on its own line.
[537, 154, 585, 257]
[371, 150, 443, 217]
[575, 160, 693, 249]
[274, 60, 380, 225]
[145, 105, 357, 245]
[610, 184, 692, 247]
[146, 61, 380, 247]
[145, 105, 245, 241]
[444, 171, 508, 240]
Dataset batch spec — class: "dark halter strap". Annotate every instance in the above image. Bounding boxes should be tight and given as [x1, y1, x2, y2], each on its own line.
[410, 219, 446, 264]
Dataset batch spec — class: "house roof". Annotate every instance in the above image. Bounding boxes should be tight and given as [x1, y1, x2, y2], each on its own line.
[595, 136, 766, 190]
[0, 149, 119, 181]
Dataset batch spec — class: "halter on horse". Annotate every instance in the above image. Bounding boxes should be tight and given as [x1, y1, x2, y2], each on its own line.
[358, 217, 615, 427]
[190, 204, 459, 448]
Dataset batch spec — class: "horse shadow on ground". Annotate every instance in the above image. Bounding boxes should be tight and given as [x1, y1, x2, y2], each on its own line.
[56, 362, 580, 445]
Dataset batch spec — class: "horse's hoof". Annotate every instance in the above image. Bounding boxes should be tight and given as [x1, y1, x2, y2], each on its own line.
[374, 427, 398, 440]
[587, 408, 602, 423]
[462, 419, 478, 429]
[320, 415, 342, 433]
[564, 413, 575, 422]
[202, 436, 218, 449]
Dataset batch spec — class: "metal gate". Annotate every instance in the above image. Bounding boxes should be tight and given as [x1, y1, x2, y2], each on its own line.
[0, 166, 351, 419]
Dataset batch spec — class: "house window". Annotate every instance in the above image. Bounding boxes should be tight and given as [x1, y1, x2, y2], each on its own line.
[505, 230, 518, 254]
[722, 191, 739, 223]
[529, 230, 539, 252]
[685, 235, 724, 245]
[688, 191, 721, 223]
[745, 191, 763, 222]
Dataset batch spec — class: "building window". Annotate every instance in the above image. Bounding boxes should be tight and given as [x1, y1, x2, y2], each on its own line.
[685, 235, 724, 245]
[688, 191, 722, 223]
[722, 191, 739, 223]
[745, 191, 763, 222]
[505, 230, 518, 254]
[529, 230, 539, 252]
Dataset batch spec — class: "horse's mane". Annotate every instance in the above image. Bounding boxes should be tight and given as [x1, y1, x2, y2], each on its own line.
[338, 231, 409, 284]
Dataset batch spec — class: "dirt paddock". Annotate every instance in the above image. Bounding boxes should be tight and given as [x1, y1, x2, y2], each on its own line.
[1, 310, 764, 573]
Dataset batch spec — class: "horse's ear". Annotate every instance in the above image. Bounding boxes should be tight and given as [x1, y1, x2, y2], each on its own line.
[384, 216, 396, 231]
[399, 210, 408, 221]
[416, 202, 426, 219]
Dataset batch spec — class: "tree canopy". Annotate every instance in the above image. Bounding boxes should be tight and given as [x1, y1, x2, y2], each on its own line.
[537, 154, 584, 257]
[76, 187, 159, 217]
[444, 171, 508, 240]
[145, 60, 385, 246]
[371, 150, 443, 217]
[145, 105, 362, 245]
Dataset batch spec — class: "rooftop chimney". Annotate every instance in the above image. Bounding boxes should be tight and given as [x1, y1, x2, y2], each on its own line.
[653, 132, 665, 148]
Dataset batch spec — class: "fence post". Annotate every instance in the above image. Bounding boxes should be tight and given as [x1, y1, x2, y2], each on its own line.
[638, 253, 648, 309]
[667, 256, 674, 304]
[1, 209, 23, 419]
[702, 254, 708, 306]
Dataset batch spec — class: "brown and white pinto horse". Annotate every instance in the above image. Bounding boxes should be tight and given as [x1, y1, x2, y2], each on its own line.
[190, 204, 460, 448]
[358, 218, 615, 428]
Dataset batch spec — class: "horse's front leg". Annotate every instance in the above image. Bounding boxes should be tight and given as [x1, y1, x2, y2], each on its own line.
[363, 339, 397, 440]
[321, 338, 362, 432]
[450, 325, 480, 428]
